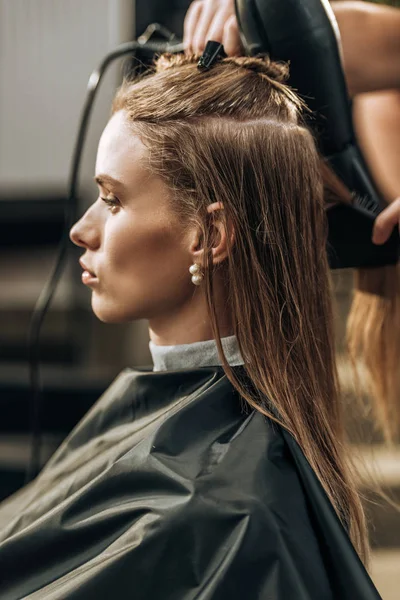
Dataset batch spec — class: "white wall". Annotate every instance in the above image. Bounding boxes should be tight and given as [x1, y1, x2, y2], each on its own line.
[0, 0, 135, 313]
[0, 0, 135, 194]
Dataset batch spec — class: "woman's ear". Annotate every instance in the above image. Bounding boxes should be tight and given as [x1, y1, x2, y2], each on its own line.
[190, 202, 235, 265]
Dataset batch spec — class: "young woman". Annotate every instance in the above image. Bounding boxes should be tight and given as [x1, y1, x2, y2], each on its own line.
[0, 52, 382, 599]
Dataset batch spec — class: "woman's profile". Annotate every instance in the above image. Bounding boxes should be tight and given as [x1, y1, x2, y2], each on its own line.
[0, 50, 382, 599]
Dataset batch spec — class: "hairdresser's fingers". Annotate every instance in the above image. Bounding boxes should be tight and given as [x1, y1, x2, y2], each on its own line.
[204, 9, 230, 45]
[222, 14, 243, 56]
[372, 197, 400, 244]
[191, 0, 219, 54]
[204, 3, 237, 51]
[183, 0, 204, 55]
[192, 0, 234, 55]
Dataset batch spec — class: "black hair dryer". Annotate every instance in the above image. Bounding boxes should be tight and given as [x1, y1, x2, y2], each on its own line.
[235, 0, 400, 269]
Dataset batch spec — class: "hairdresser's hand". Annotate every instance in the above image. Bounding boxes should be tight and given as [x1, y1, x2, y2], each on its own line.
[183, 0, 243, 56]
[372, 197, 400, 245]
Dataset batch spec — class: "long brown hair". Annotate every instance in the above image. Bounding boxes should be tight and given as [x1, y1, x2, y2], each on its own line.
[113, 53, 368, 560]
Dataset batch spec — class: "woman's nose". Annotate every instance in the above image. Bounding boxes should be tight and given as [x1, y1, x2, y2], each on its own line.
[69, 207, 100, 250]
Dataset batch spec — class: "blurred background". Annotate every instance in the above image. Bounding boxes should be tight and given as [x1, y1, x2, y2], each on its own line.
[0, 0, 399, 597]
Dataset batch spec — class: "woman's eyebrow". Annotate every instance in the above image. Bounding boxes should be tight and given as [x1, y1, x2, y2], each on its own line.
[94, 174, 125, 191]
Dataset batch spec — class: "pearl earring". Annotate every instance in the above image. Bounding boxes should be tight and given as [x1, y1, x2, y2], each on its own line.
[189, 263, 204, 286]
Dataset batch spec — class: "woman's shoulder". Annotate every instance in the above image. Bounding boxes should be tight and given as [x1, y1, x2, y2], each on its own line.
[0, 365, 293, 543]
[0, 367, 328, 599]
[0, 366, 378, 599]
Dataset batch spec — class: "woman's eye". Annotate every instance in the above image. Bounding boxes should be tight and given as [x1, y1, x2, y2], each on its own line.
[100, 196, 120, 213]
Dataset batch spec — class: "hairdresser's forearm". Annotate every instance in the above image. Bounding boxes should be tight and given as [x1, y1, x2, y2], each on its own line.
[331, 1, 400, 96]
[353, 89, 400, 203]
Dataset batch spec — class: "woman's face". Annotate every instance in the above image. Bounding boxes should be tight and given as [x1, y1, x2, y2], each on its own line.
[69, 110, 196, 323]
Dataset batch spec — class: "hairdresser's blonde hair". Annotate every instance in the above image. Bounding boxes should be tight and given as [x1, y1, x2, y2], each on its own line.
[347, 264, 400, 442]
[113, 53, 369, 561]
[322, 147, 400, 443]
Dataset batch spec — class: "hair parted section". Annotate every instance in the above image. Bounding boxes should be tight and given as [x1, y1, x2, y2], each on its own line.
[112, 52, 369, 561]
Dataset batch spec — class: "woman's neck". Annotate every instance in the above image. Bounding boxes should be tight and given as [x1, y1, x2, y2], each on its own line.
[148, 275, 233, 346]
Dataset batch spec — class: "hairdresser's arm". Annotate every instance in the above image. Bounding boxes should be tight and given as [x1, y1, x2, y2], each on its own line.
[373, 197, 400, 245]
[353, 89, 400, 203]
[332, 1, 400, 96]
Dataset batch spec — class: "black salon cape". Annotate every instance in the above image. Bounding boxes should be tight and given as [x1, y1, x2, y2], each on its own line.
[0, 366, 381, 599]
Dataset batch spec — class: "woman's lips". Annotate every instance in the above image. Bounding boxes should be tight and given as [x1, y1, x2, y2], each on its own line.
[81, 270, 98, 285]
[79, 259, 98, 285]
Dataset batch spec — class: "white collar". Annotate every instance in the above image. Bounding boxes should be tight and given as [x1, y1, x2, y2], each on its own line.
[149, 335, 244, 372]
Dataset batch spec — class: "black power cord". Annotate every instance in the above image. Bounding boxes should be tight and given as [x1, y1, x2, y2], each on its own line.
[25, 32, 183, 484]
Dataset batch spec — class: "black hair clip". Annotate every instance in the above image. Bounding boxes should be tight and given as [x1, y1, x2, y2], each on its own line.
[197, 40, 227, 70]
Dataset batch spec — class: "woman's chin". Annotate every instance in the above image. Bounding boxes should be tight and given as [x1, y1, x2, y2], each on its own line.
[90, 296, 144, 323]
[91, 298, 127, 324]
